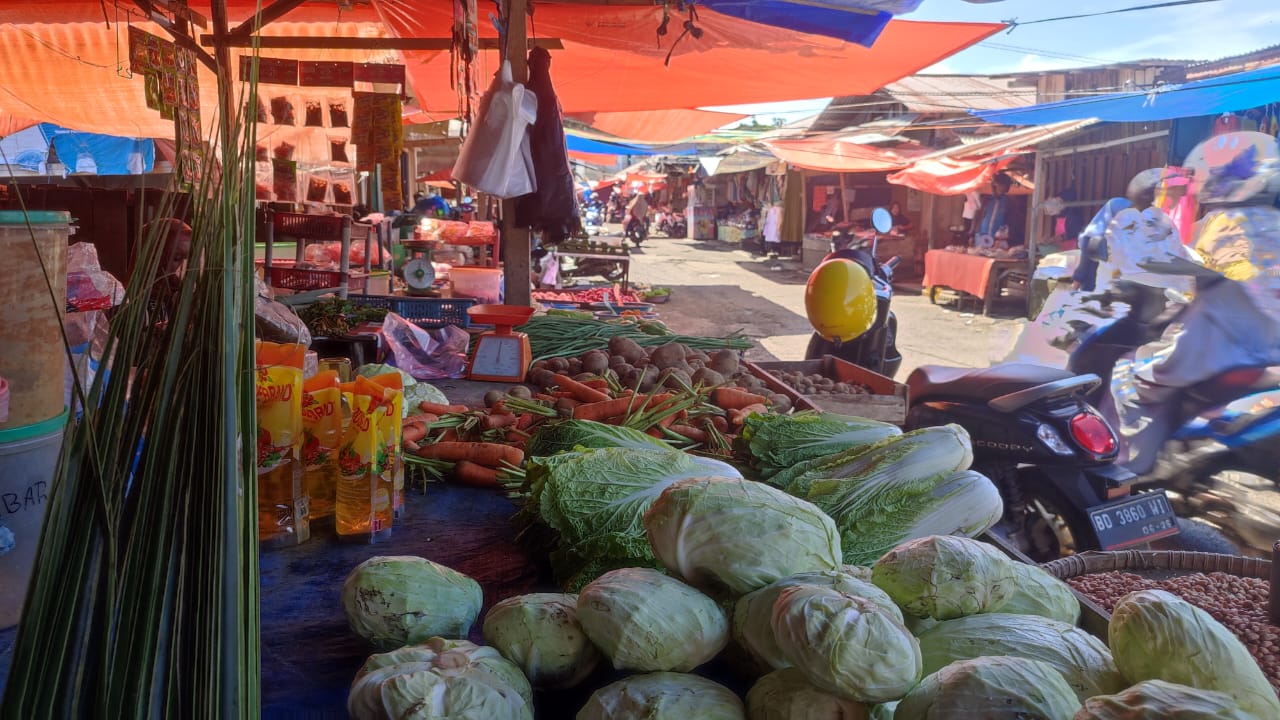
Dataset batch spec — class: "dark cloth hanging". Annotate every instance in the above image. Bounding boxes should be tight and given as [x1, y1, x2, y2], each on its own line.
[515, 46, 581, 244]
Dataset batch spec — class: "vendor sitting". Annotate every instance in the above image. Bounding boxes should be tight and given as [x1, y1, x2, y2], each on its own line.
[888, 201, 911, 234]
[973, 172, 1024, 247]
[809, 188, 844, 232]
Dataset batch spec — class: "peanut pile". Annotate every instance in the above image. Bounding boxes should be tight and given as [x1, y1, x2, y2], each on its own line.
[1069, 571, 1280, 694]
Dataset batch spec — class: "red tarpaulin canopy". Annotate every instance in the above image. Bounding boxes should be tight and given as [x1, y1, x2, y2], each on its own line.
[762, 135, 930, 173]
[566, 109, 747, 143]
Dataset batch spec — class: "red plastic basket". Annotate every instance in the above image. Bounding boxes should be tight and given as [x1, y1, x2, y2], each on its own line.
[264, 264, 367, 293]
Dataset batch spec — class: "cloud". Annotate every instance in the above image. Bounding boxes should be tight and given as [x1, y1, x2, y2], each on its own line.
[1016, 54, 1076, 73]
[920, 61, 957, 75]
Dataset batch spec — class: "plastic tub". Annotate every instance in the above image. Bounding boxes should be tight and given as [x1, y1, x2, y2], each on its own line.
[0, 410, 68, 628]
[449, 267, 503, 304]
[0, 211, 72, 428]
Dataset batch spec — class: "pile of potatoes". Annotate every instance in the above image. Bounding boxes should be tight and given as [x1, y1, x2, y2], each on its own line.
[527, 338, 793, 412]
[774, 370, 871, 397]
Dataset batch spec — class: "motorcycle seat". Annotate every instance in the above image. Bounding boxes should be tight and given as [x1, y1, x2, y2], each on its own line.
[1185, 366, 1280, 406]
[908, 363, 1076, 404]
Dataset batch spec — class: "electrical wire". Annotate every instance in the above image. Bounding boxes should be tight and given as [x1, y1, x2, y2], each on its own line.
[1002, 0, 1229, 30]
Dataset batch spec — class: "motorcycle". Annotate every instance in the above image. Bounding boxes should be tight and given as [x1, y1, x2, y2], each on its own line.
[804, 208, 903, 378]
[656, 207, 687, 238]
[1048, 278, 1280, 554]
[582, 203, 604, 236]
[624, 215, 649, 246]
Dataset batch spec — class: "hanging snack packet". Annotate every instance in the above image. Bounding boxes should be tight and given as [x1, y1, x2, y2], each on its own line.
[256, 341, 311, 548]
[304, 98, 325, 127]
[330, 135, 351, 164]
[270, 94, 296, 125]
[300, 370, 342, 523]
[329, 97, 350, 127]
[335, 378, 394, 542]
[368, 372, 406, 519]
[331, 166, 354, 205]
[305, 170, 331, 204]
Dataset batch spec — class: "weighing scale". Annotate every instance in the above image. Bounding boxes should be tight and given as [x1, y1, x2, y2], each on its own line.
[401, 240, 440, 297]
[465, 304, 535, 382]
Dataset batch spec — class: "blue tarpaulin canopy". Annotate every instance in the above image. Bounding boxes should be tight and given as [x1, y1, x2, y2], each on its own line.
[566, 131, 700, 156]
[971, 65, 1280, 126]
[697, 0, 910, 46]
[0, 122, 154, 175]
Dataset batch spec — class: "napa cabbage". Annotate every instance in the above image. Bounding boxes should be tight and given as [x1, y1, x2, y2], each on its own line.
[739, 412, 901, 479]
[514, 447, 743, 591]
[525, 420, 670, 457]
[576, 673, 745, 720]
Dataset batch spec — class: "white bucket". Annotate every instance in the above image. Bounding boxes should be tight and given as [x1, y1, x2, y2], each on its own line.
[0, 411, 67, 629]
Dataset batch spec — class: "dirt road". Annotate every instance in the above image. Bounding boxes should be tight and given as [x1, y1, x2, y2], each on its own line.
[621, 234, 1028, 377]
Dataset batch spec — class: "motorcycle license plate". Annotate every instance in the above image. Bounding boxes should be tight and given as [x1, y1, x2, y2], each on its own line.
[1087, 490, 1180, 550]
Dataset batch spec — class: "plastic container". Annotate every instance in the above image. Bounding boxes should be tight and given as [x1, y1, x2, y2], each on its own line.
[0, 211, 71, 429]
[449, 267, 503, 304]
[0, 410, 68, 628]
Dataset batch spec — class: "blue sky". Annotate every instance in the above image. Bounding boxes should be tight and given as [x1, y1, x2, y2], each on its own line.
[708, 0, 1280, 122]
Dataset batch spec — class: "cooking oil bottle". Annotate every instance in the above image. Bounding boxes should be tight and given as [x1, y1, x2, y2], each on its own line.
[300, 370, 342, 526]
[367, 371, 406, 519]
[334, 378, 393, 542]
[255, 341, 311, 548]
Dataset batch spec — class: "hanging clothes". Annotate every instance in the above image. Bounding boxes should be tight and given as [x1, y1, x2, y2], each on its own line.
[515, 47, 580, 244]
[763, 205, 783, 245]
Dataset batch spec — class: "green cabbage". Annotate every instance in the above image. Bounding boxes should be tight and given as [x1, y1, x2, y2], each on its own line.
[403, 381, 449, 417]
[643, 476, 842, 597]
[525, 420, 670, 457]
[810, 469, 1003, 566]
[481, 593, 602, 689]
[745, 668, 871, 720]
[871, 535, 1018, 620]
[518, 448, 743, 590]
[895, 656, 1080, 720]
[357, 362, 416, 387]
[771, 585, 921, 703]
[576, 672, 745, 720]
[869, 701, 897, 720]
[1075, 679, 1257, 719]
[917, 613, 1125, 702]
[341, 556, 483, 649]
[740, 412, 901, 478]
[733, 569, 904, 675]
[348, 637, 534, 720]
[576, 568, 728, 672]
[1108, 589, 1280, 719]
[988, 562, 1081, 625]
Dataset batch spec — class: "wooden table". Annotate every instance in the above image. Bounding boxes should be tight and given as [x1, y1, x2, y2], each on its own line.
[922, 249, 1024, 316]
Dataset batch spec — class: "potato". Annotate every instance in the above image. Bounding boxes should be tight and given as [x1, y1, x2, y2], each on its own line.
[574, 372, 596, 382]
[691, 367, 725, 388]
[529, 359, 549, 373]
[483, 389, 506, 408]
[508, 385, 533, 400]
[689, 351, 711, 363]
[768, 393, 793, 412]
[607, 336, 647, 364]
[555, 397, 578, 417]
[613, 363, 635, 380]
[663, 368, 693, 390]
[581, 351, 610, 374]
[687, 359, 705, 372]
[708, 350, 739, 377]
[651, 342, 690, 371]
[608, 354, 629, 369]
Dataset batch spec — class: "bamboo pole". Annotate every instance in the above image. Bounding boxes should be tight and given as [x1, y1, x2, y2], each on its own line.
[500, 0, 532, 306]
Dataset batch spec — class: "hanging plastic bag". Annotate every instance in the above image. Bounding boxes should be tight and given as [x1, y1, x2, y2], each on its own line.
[452, 61, 538, 199]
[378, 312, 470, 380]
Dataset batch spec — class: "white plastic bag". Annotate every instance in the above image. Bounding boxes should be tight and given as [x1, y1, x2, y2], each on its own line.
[452, 61, 538, 199]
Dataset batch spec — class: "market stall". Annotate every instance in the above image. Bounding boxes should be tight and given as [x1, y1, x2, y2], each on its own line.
[922, 248, 1025, 316]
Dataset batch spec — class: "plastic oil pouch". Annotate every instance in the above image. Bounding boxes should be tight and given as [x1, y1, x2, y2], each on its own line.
[255, 341, 310, 548]
[300, 370, 342, 522]
[335, 378, 394, 542]
[368, 372, 406, 518]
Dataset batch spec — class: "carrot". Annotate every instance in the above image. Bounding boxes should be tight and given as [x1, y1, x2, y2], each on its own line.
[405, 413, 439, 426]
[403, 438, 421, 453]
[515, 414, 536, 431]
[535, 393, 559, 403]
[711, 387, 767, 411]
[645, 427, 664, 438]
[482, 413, 518, 430]
[709, 415, 729, 433]
[438, 428, 460, 443]
[451, 460, 500, 488]
[414, 441, 525, 468]
[419, 401, 469, 415]
[552, 373, 611, 403]
[729, 403, 769, 427]
[582, 379, 611, 391]
[572, 397, 641, 421]
[402, 423, 428, 444]
[670, 424, 708, 442]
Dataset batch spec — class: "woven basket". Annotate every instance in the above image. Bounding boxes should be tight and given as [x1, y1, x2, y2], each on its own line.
[1042, 550, 1271, 582]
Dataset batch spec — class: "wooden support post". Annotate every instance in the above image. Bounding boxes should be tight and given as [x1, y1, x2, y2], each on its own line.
[1026, 150, 1046, 317]
[500, 0, 531, 307]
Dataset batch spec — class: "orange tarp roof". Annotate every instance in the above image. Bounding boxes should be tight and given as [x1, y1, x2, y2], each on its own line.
[566, 110, 747, 143]
[376, 2, 1003, 113]
[763, 135, 930, 173]
[0, 2, 999, 141]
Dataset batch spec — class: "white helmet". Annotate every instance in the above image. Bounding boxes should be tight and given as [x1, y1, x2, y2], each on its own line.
[1185, 131, 1280, 206]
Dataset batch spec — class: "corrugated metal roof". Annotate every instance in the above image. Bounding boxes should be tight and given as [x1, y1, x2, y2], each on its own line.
[911, 119, 1098, 163]
[880, 75, 1037, 112]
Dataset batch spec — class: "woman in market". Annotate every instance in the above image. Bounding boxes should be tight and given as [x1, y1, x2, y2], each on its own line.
[888, 201, 911, 233]
[973, 171, 1020, 246]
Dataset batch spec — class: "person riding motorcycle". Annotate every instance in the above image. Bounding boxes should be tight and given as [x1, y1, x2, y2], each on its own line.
[1113, 133, 1280, 473]
[625, 193, 650, 242]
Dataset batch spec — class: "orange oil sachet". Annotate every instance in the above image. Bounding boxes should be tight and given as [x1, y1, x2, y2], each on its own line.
[300, 370, 342, 523]
[334, 377, 394, 542]
[255, 341, 310, 548]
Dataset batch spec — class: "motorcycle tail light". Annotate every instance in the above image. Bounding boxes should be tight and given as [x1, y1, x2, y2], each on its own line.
[1070, 412, 1118, 456]
[1036, 423, 1075, 456]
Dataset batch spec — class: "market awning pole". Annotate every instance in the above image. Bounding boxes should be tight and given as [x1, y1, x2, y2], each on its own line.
[500, 0, 532, 307]
[1026, 150, 1046, 317]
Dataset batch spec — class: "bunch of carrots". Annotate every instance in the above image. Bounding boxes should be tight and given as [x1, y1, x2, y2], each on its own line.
[401, 372, 777, 490]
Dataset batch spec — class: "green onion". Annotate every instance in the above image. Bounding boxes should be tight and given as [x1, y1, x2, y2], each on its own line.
[512, 315, 753, 362]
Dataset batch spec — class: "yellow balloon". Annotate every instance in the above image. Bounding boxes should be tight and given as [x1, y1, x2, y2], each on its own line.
[805, 259, 877, 343]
